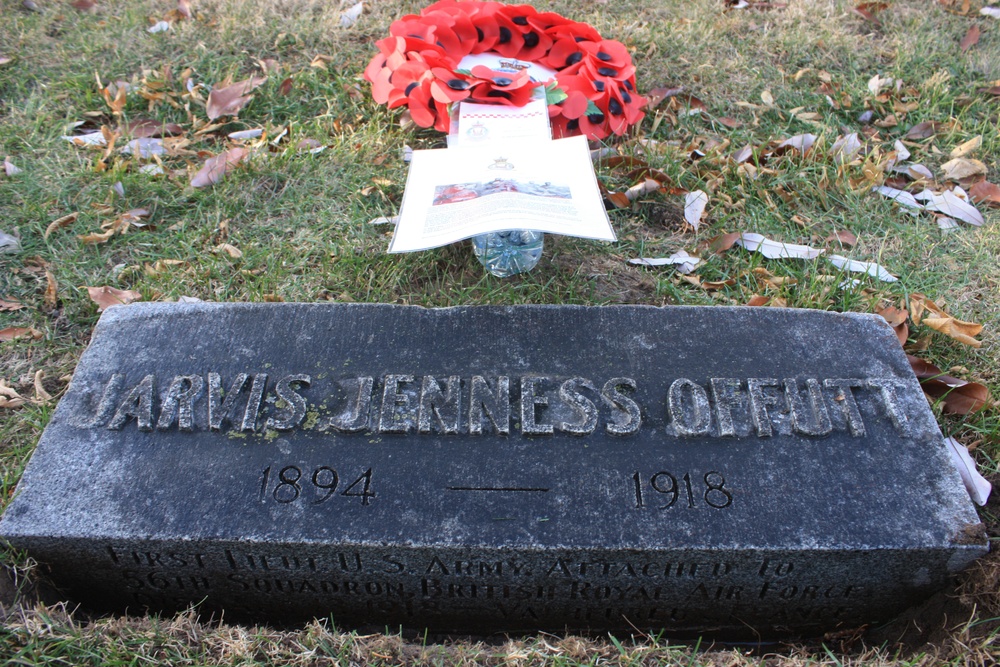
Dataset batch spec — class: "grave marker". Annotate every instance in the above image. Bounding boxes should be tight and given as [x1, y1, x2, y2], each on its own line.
[0, 303, 987, 636]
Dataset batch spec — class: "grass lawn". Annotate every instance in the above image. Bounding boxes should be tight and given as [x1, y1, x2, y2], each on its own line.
[2, 0, 1000, 664]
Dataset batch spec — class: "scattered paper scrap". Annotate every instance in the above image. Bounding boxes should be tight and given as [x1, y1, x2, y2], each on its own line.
[147, 21, 171, 34]
[0, 231, 21, 254]
[62, 131, 107, 147]
[340, 1, 363, 27]
[828, 255, 897, 282]
[629, 250, 702, 274]
[735, 232, 824, 260]
[945, 437, 992, 506]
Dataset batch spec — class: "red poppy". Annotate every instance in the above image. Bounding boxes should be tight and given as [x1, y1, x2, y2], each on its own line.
[363, 0, 646, 140]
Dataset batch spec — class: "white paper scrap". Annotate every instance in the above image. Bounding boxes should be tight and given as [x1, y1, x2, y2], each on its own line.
[874, 186, 923, 210]
[945, 436, 992, 506]
[629, 250, 701, 274]
[61, 131, 107, 147]
[121, 138, 165, 158]
[828, 254, 898, 282]
[736, 232, 824, 260]
[148, 21, 170, 33]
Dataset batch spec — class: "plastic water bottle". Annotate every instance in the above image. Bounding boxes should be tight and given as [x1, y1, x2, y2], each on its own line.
[471, 230, 544, 278]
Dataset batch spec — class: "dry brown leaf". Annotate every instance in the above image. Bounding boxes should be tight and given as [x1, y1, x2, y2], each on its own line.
[0, 298, 23, 311]
[747, 295, 771, 307]
[0, 326, 43, 342]
[44, 271, 58, 310]
[908, 293, 947, 325]
[940, 157, 987, 181]
[85, 285, 142, 312]
[213, 243, 243, 258]
[923, 316, 983, 348]
[279, 77, 294, 96]
[876, 306, 908, 346]
[0, 379, 27, 409]
[904, 121, 942, 140]
[191, 147, 247, 188]
[33, 369, 53, 404]
[907, 354, 991, 414]
[645, 86, 685, 110]
[206, 77, 267, 120]
[78, 229, 117, 244]
[826, 230, 858, 247]
[969, 180, 1000, 207]
[951, 135, 982, 158]
[126, 119, 184, 138]
[709, 232, 742, 253]
[71, 0, 96, 10]
[177, 0, 192, 19]
[960, 24, 981, 51]
[44, 212, 79, 240]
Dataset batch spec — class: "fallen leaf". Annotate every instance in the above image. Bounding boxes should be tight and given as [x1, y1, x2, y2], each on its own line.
[775, 133, 817, 156]
[213, 243, 243, 258]
[921, 189, 984, 225]
[0, 379, 27, 409]
[760, 89, 774, 106]
[732, 144, 754, 164]
[629, 250, 701, 274]
[126, 119, 184, 138]
[923, 315, 982, 348]
[940, 157, 987, 181]
[0, 298, 23, 311]
[747, 295, 772, 306]
[828, 254, 898, 282]
[0, 231, 22, 254]
[0, 327, 43, 342]
[874, 186, 923, 210]
[0, 56, 13, 66]
[340, 0, 363, 27]
[894, 140, 911, 161]
[61, 131, 107, 147]
[830, 132, 862, 165]
[44, 212, 79, 240]
[206, 77, 267, 120]
[904, 121, 941, 140]
[736, 232, 824, 260]
[121, 138, 165, 158]
[4, 157, 22, 176]
[826, 230, 858, 247]
[684, 190, 708, 231]
[868, 74, 893, 96]
[190, 147, 247, 188]
[960, 24, 981, 51]
[623, 179, 660, 202]
[644, 86, 685, 109]
[876, 306, 908, 345]
[951, 135, 982, 158]
[71, 0, 96, 10]
[945, 437, 992, 505]
[43, 271, 58, 310]
[969, 180, 1000, 207]
[177, 0, 192, 19]
[33, 369, 53, 404]
[85, 285, 143, 312]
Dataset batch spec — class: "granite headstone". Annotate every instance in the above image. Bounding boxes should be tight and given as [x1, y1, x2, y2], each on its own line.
[0, 303, 987, 636]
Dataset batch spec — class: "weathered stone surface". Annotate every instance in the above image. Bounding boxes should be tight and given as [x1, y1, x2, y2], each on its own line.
[0, 303, 987, 636]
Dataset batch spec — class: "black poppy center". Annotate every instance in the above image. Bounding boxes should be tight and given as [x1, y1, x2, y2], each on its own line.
[476, 27, 485, 41]
[493, 76, 513, 87]
[566, 118, 580, 131]
[512, 16, 528, 25]
[498, 26, 512, 44]
[565, 52, 582, 67]
[594, 81, 605, 92]
[587, 112, 605, 124]
[487, 90, 513, 100]
[597, 66, 618, 77]
[523, 32, 539, 48]
[597, 51, 612, 61]
[404, 82, 418, 96]
[447, 79, 470, 91]
[608, 98, 623, 116]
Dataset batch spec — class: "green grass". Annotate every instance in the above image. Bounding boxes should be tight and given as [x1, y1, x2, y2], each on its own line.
[2, 0, 1000, 664]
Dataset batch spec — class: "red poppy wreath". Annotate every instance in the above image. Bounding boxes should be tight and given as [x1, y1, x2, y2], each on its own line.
[363, 0, 646, 140]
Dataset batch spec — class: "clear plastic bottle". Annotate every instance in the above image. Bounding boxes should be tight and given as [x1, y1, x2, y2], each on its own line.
[471, 230, 544, 278]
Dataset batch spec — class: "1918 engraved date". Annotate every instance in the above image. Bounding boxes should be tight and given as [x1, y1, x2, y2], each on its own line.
[259, 465, 376, 505]
[632, 470, 732, 509]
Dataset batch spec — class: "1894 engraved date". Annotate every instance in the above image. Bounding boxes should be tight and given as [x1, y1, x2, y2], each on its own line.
[259, 465, 376, 505]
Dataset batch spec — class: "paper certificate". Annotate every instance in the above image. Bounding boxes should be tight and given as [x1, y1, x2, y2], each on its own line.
[388, 135, 615, 253]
